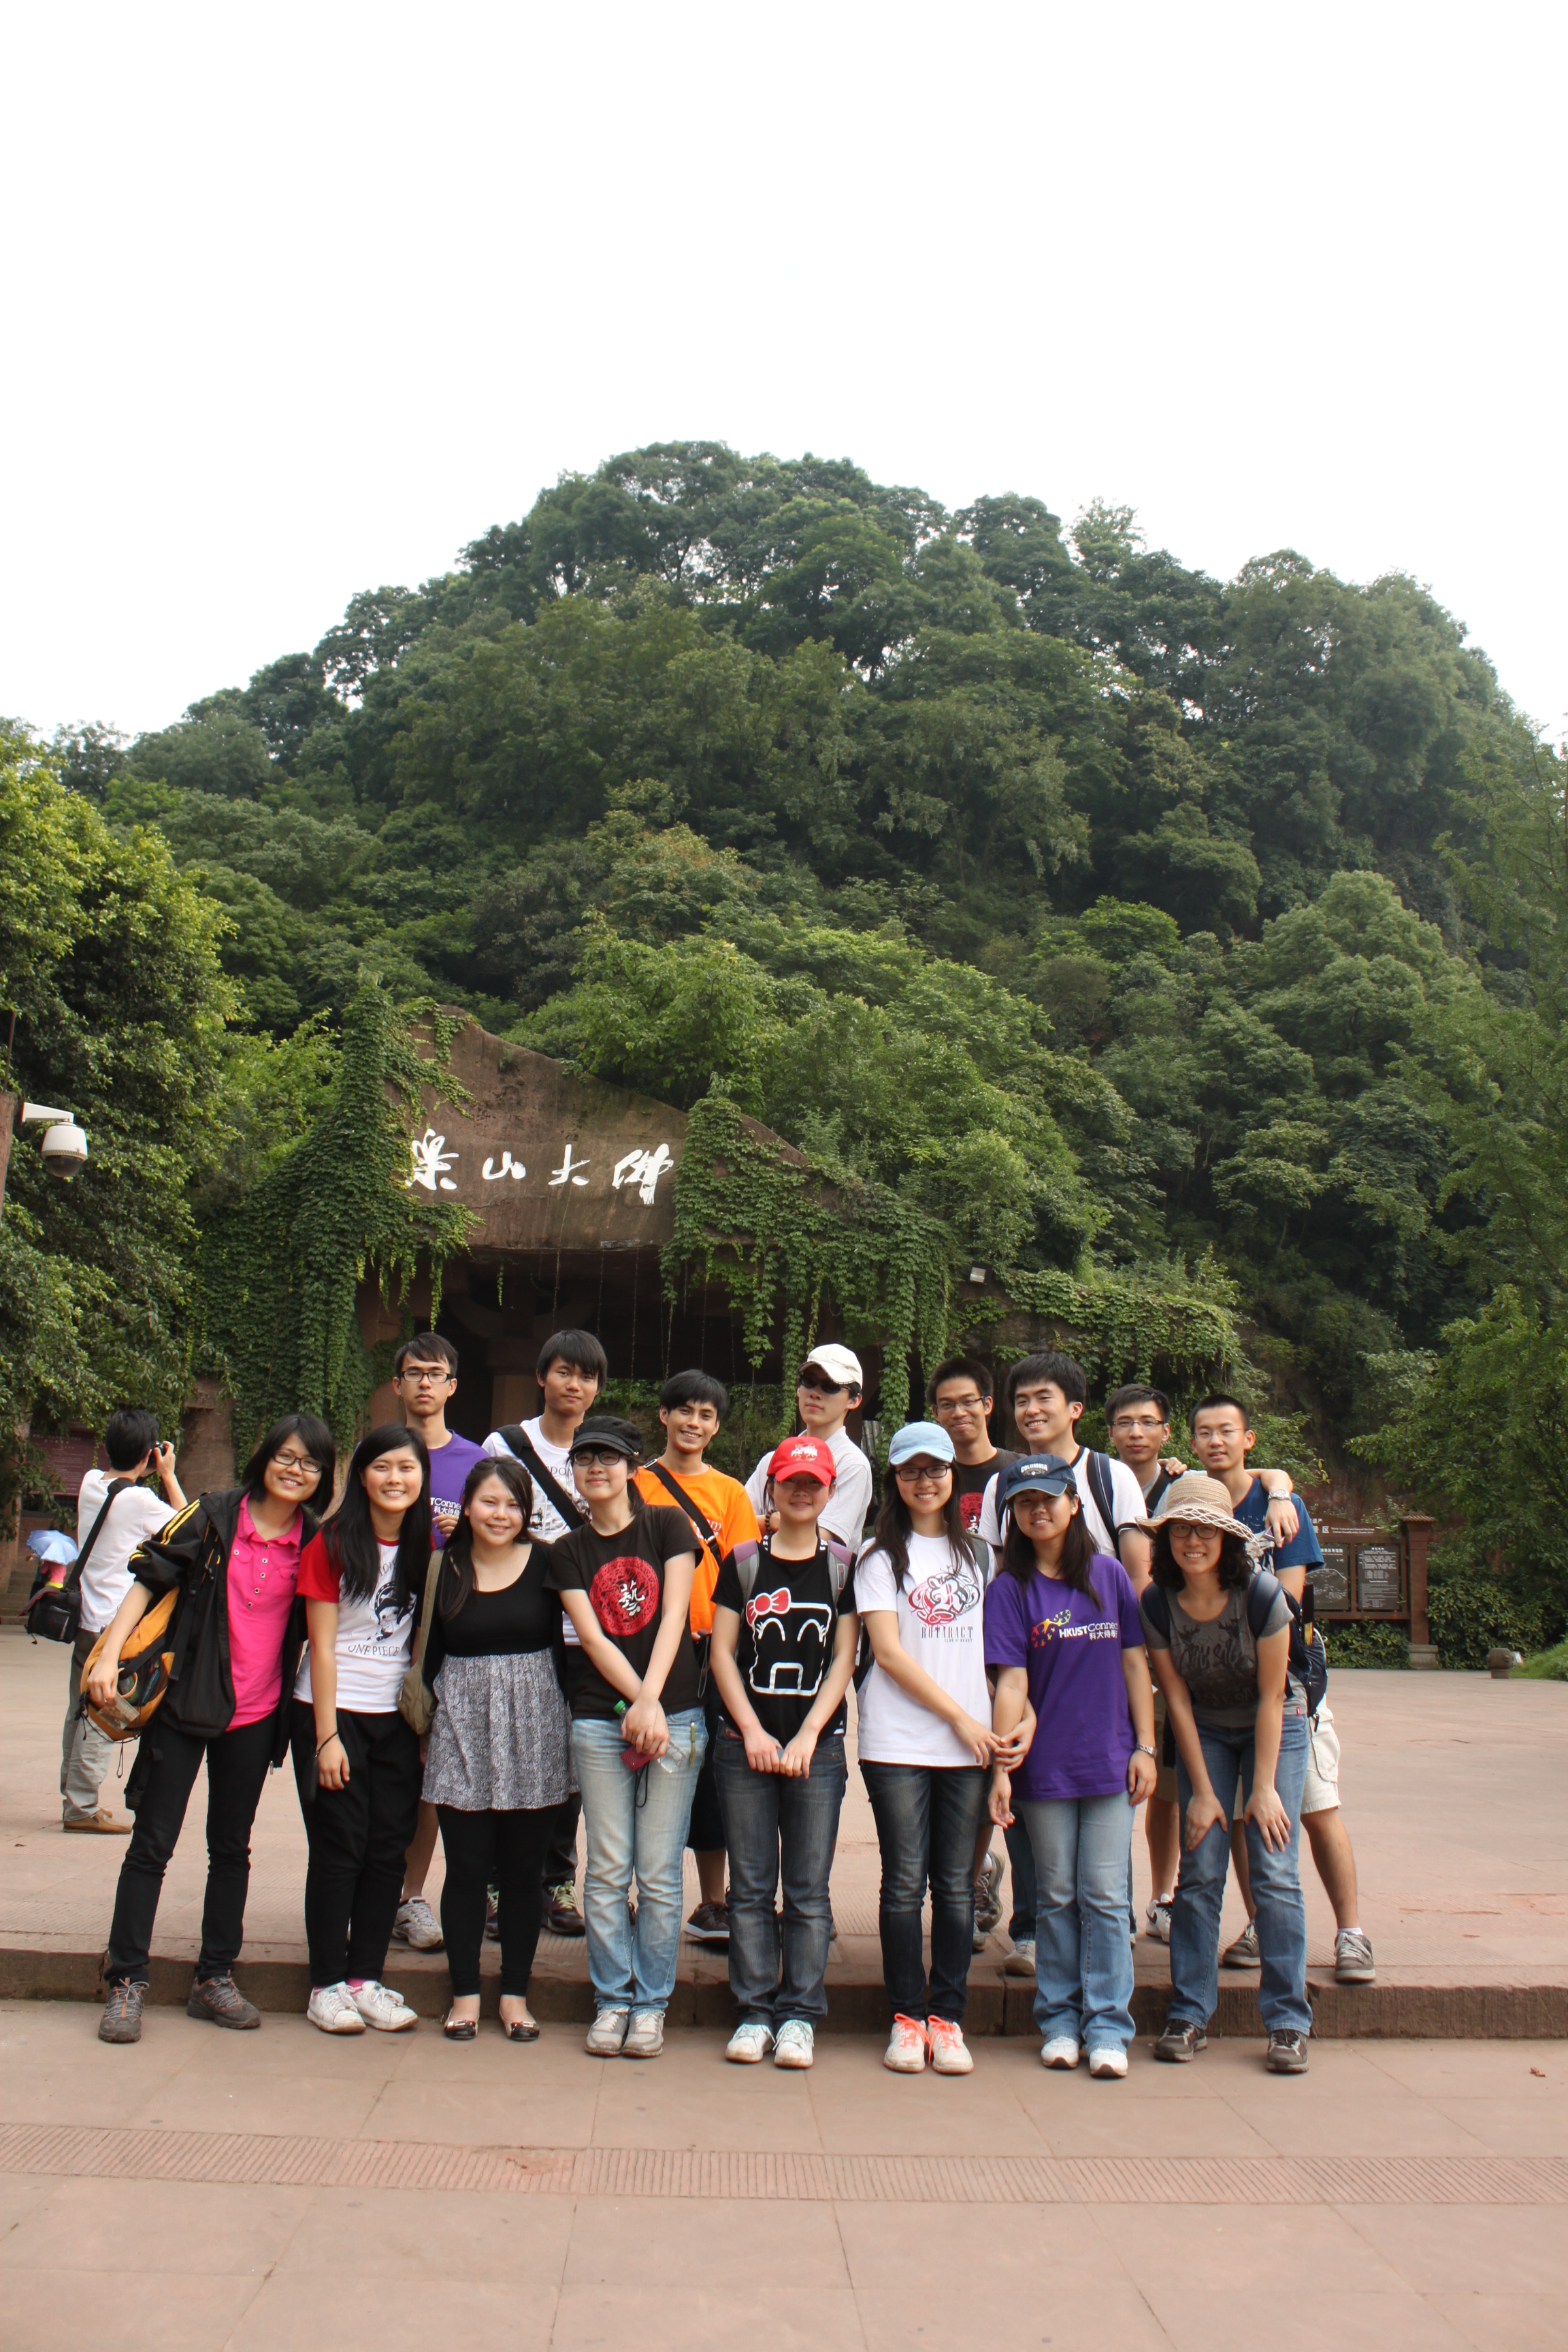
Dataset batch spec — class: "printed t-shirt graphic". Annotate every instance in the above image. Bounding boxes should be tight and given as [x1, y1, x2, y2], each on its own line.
[427, 1431, 487, 1548]
[853, 1531, 992, 1767]
[713, 1535, 858, 1744]
[294, 1537, 416, 1711]
[546, 1504, 702, 1720]
[953, 1452, 1015, 1554]
[632, 1462, 760, 1633]
[983, 1554, 1145, 1801]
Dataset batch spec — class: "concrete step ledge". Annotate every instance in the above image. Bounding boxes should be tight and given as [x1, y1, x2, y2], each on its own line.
[4, 1945, 1563, 2039]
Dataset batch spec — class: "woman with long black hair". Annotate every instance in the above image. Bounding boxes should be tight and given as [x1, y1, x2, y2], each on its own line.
[91, 1415, 336, 2044]
[855, 1421, 1022, 2077]
[983, 1455, 1155, 2078]
[421, 1454, 572, 2042]
[292, 1424, 430, 2034]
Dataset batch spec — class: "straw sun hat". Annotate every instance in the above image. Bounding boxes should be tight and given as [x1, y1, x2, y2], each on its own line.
[1137, 1472, 1271, 1558]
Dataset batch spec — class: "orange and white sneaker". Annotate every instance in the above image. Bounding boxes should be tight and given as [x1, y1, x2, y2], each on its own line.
[883, 2014, 930, 2072]
[928, 2018, 974, 2074]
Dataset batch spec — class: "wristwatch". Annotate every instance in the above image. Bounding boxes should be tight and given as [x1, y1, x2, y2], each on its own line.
[1134, 1742, 1157, 1757]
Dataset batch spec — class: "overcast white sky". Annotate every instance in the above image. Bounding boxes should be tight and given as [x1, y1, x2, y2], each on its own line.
[3, 1, 1563, 744]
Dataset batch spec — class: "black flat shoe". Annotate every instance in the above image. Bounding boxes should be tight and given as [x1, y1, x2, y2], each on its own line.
[443, 2012, 478, 2040]
[502, 2016, 540, 2041]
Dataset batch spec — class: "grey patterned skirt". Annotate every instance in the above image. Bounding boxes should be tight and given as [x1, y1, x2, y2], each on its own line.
[422, 1650, 574, 1812]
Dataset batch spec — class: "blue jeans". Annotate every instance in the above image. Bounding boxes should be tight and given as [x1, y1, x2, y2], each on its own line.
[860, 1759, 987, 2025]
[1170, 1707, 1310, 2037]
[570, 1708, 706, 2016]
[715, 1729, 847, 2027]
[1019, 1793, 1136, 2052]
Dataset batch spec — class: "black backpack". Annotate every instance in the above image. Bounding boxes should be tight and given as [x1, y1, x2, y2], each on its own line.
[1143, 1567, 1327, 1721]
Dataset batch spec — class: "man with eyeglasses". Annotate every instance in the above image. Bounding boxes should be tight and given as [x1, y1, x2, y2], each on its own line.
[744, 1344, 872, 1556]
[388, 1334, 486, 1954]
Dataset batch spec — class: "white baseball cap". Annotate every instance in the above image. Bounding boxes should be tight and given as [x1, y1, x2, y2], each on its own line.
[802, 1342, 863, 1389]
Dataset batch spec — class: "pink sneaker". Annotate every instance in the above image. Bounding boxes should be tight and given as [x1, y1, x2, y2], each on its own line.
[883, 2014, 930, 2072]
[928, 2018, 974, 2074]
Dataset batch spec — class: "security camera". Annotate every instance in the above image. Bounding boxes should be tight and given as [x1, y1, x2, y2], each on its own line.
[20, 1102, 89, 1181]
[40, 1120, 89, 1179]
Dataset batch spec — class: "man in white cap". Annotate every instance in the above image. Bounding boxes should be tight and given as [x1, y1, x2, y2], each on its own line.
[745, 1345, 872, 1556]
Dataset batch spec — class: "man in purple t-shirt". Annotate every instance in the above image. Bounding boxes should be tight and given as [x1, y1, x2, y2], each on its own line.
[389, 1335, 486, 1951]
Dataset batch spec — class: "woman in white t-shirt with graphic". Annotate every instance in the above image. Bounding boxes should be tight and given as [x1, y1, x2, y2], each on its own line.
[855, 1421, 1028, 2076]
[293, 1425, 431, 2035]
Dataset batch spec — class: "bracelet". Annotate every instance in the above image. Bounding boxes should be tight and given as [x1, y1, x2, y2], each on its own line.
[1134, 1742, 1157, 1757]
[316, 1731, 342, 1757]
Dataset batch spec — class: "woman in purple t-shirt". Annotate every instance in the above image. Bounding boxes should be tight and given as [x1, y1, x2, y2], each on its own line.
[983, 1454, 1156, 2078]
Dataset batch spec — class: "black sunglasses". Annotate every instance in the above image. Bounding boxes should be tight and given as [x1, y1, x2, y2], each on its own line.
[798, 1371, 846, 1396]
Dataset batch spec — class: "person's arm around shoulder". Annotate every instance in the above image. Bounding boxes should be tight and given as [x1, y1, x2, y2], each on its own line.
[1251, 1467, 1299, 1546]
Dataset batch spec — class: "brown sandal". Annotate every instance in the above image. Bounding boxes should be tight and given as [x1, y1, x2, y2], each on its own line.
[443, 2011, 478, 2040]
[502, 2016, 540, 2041]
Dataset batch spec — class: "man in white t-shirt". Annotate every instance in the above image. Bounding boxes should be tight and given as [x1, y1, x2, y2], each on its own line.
[744, 1344, 873, 1556]
[64, 1409, 185, 1831]
[976, 1354, 1149, 1575]
[483, 1327, 607, 1935]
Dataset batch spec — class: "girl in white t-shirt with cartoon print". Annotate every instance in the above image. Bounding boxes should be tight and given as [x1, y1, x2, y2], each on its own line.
[854, 1422, 1031, 2078]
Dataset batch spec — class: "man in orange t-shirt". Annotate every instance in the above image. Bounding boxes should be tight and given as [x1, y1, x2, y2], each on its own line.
[633, 1371, 760, 1948]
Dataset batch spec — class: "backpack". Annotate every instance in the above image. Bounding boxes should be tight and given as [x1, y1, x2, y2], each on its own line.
[24, 1479, 133, 1645]
[1076, 1449, 1125, 1556]
[1142, 1567, 1328, 1722]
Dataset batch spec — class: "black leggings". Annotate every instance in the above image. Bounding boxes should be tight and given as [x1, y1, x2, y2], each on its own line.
[438, 1804, 555, 1997]
[105, 1713, 276, 1985]
[291, 1703, 422, 1988]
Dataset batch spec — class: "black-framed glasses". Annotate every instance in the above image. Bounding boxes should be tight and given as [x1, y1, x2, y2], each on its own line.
[397, 1366, 454, 1387]
[894, 1463, 949, 1486]
[572, 1447, 630, 1469]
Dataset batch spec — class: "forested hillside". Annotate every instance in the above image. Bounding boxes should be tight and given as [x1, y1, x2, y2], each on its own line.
[34, 442, 1568, 1645]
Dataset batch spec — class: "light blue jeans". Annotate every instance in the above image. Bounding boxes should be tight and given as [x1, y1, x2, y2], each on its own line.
[1170, 1705, 1310, 2037]
[1018, 1793, 1136, 2053]
[571, 1708, 706, 2016]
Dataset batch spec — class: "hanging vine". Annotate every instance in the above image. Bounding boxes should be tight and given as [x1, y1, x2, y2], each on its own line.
[203, 981, 478, 1455]
[668, 1098, 1242, 1450]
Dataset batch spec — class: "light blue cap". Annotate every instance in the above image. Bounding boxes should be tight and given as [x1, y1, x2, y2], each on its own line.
[887, 1420, 956, 1468]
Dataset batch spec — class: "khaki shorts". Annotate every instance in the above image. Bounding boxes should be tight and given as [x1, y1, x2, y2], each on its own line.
[1224, 1699, 1340, 1820]
[1152, 1687, 1178, 1806]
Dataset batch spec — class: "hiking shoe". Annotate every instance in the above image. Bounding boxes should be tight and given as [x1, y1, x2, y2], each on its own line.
[1152, 2019, 1207, 2063]
[586, 2006, 630, 2056]
[774, 2020, 815, 2070]
[1145, 1897, 1173, 1944]
[186, 1974, 260, 2030]
[544, 1880, 586, 1937]
[725, 2020, 774, 2063]
[1088, 2046, 1129, 2079]
[973, 1849, 1004, 1948]
[1335, 1929, 1376, 1984]
[99, 1980, 147, 2043]
[622, 2009, 665, 2059]
[1040, 2036, 1081, 2069]
[1003, 1938, 1036, 1979]
[308, 1982, 366, 2034]
[485, 1890, 500, 1940]
[928, 2018, 973, 2075]
[1222, 1921, 1260, 1968]
[64, 1808, 131, 1833]
[683, 1901, 730, 1945]
[883, 2014, 930, 2072]
[392, 1897, 444, 1951]
[1267, 2029, 1310, 2074]
[350, 1980, 417, 2032]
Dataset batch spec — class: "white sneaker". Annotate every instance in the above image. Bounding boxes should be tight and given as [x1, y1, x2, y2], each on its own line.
[1003, 1938, 1036, 1979]
[1040, 2036, 1081, 2070]
[308, 1982, 367, 2034]
[350, 1980, 418, 2032]
[726, 2021, 774, 2063]
[392, 1897, 444, 1951]
[883, 2014, 930, 2072]
[774, 2020, 815, 2069]
[1145, 1897, 1173, 1944]
[586, 2006, 630, 2056]
[1088, 2045, 1129, 2078]
[622, 2009, 665, 2059]
[927, 2018, 973, 2075]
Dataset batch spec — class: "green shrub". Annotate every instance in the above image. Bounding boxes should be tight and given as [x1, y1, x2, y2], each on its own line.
[1514, 1639, 1568, 1682]
[1426, 1573, 1547, 1671]
[1323, 1620, 1410, 1669]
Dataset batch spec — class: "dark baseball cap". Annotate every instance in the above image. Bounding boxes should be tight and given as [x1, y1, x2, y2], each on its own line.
[996, 1453, 1079, 1509]
[567, 1416, 643, 1460]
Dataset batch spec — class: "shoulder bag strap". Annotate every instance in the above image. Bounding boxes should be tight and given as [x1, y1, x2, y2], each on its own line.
[1081, 1449, 1118, 1548]
[646, 1461, 722, 1581]
[63, 1477, 134, 1597]
[497, 1426, 586, 1531]
[411, 1548, 444, 1665]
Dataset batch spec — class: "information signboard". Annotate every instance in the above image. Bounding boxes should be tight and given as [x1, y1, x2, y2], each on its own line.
[1314, 1544, 1352, 1614]
[1356, 1543, 1402, 1613]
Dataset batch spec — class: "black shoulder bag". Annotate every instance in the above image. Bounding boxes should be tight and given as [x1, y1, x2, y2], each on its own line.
[24, 1480, 133, 1645]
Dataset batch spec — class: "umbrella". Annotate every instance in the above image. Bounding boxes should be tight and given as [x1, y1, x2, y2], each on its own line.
[27, 1529, 78, 1565]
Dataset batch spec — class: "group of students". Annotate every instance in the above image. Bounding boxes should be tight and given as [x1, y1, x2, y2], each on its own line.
[76, 1329, 1371, 2078]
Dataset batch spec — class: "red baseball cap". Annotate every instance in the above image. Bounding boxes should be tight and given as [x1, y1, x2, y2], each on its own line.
[767, 1437, 836, 1486]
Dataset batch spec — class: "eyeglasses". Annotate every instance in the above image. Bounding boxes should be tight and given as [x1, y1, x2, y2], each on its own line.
[894, 1463, 949, 1487]
[272, 1451, 320, 1475]
[572, 1448, 629, 1469]
[934, 1392, 987, 1414]
[1111, 1417, 1166, 1435]
[398, 1367, 453, 1388]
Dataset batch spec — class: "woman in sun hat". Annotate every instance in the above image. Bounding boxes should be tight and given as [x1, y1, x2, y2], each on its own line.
[1135, 1473, 1313, 2076]
[708, 1435, 860, 2070]
[854, 1420, 1028, 2078]
[983, 1453, 1156, 2080]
